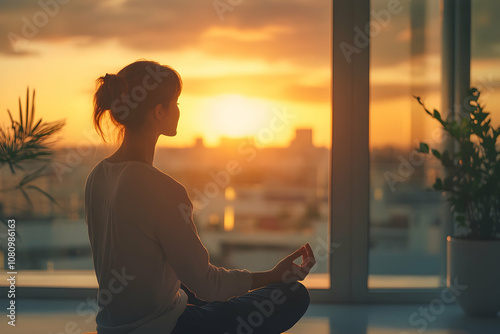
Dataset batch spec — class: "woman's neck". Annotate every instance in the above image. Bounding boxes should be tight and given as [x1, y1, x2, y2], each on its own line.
[108, 130, 159, 165]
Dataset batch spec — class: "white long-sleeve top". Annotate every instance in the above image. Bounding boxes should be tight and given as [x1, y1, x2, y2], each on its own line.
[84, 158, 253, 334]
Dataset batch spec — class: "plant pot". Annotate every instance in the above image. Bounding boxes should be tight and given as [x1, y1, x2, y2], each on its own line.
[447, 236, 500, 317]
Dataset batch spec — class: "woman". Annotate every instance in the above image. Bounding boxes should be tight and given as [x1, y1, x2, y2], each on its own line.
[85, 59, 316, 334]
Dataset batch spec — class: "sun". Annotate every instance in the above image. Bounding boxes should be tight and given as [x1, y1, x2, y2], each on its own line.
[207, 94, 271, 137]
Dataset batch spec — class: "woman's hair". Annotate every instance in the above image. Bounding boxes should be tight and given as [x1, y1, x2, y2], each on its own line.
[93, 59, 182, 142]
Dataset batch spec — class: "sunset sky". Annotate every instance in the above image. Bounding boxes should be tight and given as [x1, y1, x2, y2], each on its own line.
[0, 0, 499, 149]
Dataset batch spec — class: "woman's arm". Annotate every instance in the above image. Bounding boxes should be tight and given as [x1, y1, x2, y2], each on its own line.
[250, 270, 280, 290]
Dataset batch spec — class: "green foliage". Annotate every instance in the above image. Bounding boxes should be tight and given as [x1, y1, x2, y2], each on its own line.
[414, 88, 500, 240]
[0, 88, 65, 229]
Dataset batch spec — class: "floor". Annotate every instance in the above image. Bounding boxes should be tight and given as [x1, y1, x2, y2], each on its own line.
[1, 299, 499, 334]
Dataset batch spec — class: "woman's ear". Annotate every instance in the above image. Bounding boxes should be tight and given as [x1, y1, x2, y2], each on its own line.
[154, 103, 164, 120]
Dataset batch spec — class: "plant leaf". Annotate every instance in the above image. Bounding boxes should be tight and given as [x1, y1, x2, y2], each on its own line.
[18, 96, 23, 134]
[19, 187, 33, 208]
[474, 112, 489, 125]
[431, 149, 442, 159]
[419, 143, 429, 154]
[25, 87, 29, 135]
[6, 109, 14, 125]
[29, 89, 35, 130]
[26, 185, 62, 209]
[18, 164, 48, 186]
[433, 109, 442, 121]
[433, 178, 443, 191]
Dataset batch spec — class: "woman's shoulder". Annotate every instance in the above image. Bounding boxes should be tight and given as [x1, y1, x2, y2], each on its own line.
[117, 162, 188, 197]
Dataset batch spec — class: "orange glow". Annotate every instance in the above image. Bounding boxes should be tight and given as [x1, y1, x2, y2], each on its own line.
[224, 206, 235, 231]
[207, 95, 271, 138]
[225, 186, 236, 201]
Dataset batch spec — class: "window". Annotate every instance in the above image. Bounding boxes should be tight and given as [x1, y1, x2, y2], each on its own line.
[368, 0, 446, 289]
[0, 0, 332, 293]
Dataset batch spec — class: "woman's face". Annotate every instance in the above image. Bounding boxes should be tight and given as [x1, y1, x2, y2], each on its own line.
[161, 97, 180, 136]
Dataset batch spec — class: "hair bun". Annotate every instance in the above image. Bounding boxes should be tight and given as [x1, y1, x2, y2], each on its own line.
[94, 73, 128, 112]
[102, 73, 122, 86]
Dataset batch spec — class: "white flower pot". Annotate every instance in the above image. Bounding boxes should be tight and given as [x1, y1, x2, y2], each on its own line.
[447, 236, 500, 317]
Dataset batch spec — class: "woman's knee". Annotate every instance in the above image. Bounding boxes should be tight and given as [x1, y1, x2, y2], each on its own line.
[274, 281, 310, 331]
[290, 281, 310, 312]
[271, 281, 310, 313]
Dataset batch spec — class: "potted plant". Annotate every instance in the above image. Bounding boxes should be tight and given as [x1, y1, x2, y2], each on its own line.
[0, 88, 65, 231]
[415, 87, 500, 317]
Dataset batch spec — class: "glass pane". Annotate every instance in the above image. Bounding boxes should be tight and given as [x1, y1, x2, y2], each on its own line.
[0, 0, 331, 289]
[472, 0, 500, 128]
[368, 0, 446, 289]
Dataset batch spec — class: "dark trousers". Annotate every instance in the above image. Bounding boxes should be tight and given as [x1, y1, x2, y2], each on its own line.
[170, 281, 310, 334]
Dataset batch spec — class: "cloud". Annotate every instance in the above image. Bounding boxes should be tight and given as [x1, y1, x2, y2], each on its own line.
[184, 73, 330, 103]
[0, 0, 331, 66]
[1, 0, 498, 65]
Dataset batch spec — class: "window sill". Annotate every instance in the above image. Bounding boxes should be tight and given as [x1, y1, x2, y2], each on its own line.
[0, 270, 330, 289]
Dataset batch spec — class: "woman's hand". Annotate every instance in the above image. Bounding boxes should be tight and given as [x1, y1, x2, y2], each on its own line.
[271, 243, 316, 283]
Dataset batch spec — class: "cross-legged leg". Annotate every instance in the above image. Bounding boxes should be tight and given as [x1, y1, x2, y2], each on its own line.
[172, 281, 310, 334]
